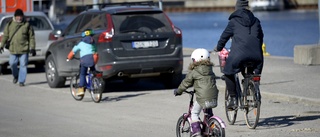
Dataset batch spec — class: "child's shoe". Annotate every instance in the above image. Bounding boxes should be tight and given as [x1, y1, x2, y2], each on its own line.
[77, 87, 85, 96]
[191, 121, 202, 137]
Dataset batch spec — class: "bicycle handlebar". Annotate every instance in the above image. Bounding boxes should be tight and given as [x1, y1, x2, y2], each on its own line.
[184, 90, 195, 95]
[66, 57, 80, 62]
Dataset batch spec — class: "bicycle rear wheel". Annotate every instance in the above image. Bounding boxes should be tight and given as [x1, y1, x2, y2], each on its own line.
[176, 115, 191, 137]
[225, 88, 238, 125]
[70, 75, 84, 101]
[89, 77, 104, 103]
[244, 81, 261, 129]
[207, 118, 225, 137]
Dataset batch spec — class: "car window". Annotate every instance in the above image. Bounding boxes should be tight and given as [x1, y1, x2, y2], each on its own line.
[26, 16, 51, 30]
[77, 13, 107, 32]
[0, 17, 12, 32]
[63, 15, 83, 36]
[112, 13, 172, 34]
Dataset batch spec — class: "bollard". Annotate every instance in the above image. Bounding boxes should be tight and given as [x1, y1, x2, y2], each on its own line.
[262, 43, 270, 56]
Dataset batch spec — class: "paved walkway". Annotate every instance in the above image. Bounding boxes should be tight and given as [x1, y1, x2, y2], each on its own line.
[183, 48, 320, 106]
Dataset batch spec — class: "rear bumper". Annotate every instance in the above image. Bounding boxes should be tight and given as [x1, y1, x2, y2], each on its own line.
[97, 56, 183, 79]
[96, 45, 183, 79]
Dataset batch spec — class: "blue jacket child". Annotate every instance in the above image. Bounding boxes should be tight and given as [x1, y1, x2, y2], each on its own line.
[67, 29, 99, 96]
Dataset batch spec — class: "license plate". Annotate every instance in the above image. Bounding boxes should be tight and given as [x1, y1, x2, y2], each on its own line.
[132, 40, 158, 48]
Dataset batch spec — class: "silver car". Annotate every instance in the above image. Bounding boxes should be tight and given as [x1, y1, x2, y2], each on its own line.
[0, 11, 55, 73]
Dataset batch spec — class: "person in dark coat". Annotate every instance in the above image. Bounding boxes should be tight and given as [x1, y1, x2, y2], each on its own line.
[214, 0, 264, 109]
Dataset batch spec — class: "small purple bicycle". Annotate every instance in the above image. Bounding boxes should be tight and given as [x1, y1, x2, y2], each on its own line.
[176, 91, 226, 137]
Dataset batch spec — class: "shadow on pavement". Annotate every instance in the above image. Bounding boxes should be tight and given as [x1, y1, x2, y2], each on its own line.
[103, 79, 166, 92]
[27, 81, 48, 86]
[102, 74, 187, 92]
[100, 93, 148, 102]
[258, 114, 320, 128]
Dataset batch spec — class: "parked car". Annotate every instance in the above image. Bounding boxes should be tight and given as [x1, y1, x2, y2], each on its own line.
[45, 1, 183, 88]
[0, 11, 56, 73]
[250, 0, 285, 11]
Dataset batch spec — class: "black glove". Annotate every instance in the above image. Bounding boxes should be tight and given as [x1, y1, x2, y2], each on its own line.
[0, 47, 3, 54]
[30, 49, 36, 56]
[173, 89, 182, 96]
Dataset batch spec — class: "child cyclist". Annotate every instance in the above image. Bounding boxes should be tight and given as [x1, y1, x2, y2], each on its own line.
[67, 29, 99, 96]
[174, 48, 219, 137]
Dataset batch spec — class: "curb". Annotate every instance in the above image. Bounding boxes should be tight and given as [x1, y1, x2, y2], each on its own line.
[260, 91, 320, 106]
[216, 85, 320, 106]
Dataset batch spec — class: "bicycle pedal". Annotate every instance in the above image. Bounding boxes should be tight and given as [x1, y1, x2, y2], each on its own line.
[227, 106, 238, 111]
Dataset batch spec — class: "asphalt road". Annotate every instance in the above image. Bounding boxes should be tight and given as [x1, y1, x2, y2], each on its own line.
[0, 55, 319, 137]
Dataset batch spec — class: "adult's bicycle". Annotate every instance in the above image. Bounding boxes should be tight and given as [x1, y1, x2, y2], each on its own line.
[67, 58, 104, 103]
[176, 90, 226, 137]
[218, 48, 262, 129]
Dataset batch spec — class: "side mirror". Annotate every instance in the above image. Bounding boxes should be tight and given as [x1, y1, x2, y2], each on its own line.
[52, 29, 62, 38]
[49, 29, 63, 41]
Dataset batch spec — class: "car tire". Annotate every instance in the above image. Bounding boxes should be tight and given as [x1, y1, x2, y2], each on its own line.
[0, 64, 9, 75]
[0, 64, 4, 74]
[35, 62, 45, 69]
[162, 72, 183, 89]
[45, 55, 66, 88]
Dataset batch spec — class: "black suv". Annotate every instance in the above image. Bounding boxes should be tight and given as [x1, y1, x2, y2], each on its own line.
[45, 1, 183, 88]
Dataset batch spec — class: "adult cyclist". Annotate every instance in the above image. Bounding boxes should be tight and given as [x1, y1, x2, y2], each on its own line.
[214, 0, 264, 109]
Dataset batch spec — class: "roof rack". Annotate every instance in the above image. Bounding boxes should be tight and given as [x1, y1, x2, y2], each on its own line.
[85, 1, 156, 11]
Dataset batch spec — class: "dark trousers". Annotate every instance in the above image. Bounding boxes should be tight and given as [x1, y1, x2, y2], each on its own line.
[224, 67, 255, 97]
[225, 74, 237, 97]
[79, 65, 96, 87]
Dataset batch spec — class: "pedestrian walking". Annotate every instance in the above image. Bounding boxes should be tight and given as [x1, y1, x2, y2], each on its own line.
[0, 8, 36, 86]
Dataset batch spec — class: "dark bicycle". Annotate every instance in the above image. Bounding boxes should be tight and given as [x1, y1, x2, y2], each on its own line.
[176, 91, 226, 137]
[218, 48, 261, 129]
[67, 58, 104, 103]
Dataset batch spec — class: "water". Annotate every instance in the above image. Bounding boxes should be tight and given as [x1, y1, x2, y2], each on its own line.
[168, 10, 319, 57]
[59, 10, 318, 57]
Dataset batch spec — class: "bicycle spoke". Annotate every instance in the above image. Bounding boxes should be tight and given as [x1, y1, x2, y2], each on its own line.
[90, 77, 103, 103]
[176, 116, 191, 137]
[225, 88, 237, 125]
[70, 76, 84, 101]
[244, 82, 261, 129]
[208, 118, 225, 137]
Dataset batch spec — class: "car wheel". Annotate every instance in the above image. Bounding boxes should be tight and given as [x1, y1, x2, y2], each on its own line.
[0, 65, 3, 75]
[162, 72, 183, 89]
[0, 64, 9, 74]
[45, 55, 66, 88]
[35, 62, 45, 69]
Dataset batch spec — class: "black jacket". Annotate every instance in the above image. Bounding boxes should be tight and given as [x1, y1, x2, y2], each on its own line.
[217, 9, 264, 75]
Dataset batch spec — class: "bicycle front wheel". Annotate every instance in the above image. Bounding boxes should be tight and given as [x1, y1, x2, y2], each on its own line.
[207, 118, 225, 137]
[70, 75, 84, 101]
[225, 87, 238, 125]
[176, 115, 191, 137]
[244, 81, 261, 129]
[89, 77, 104, 103]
